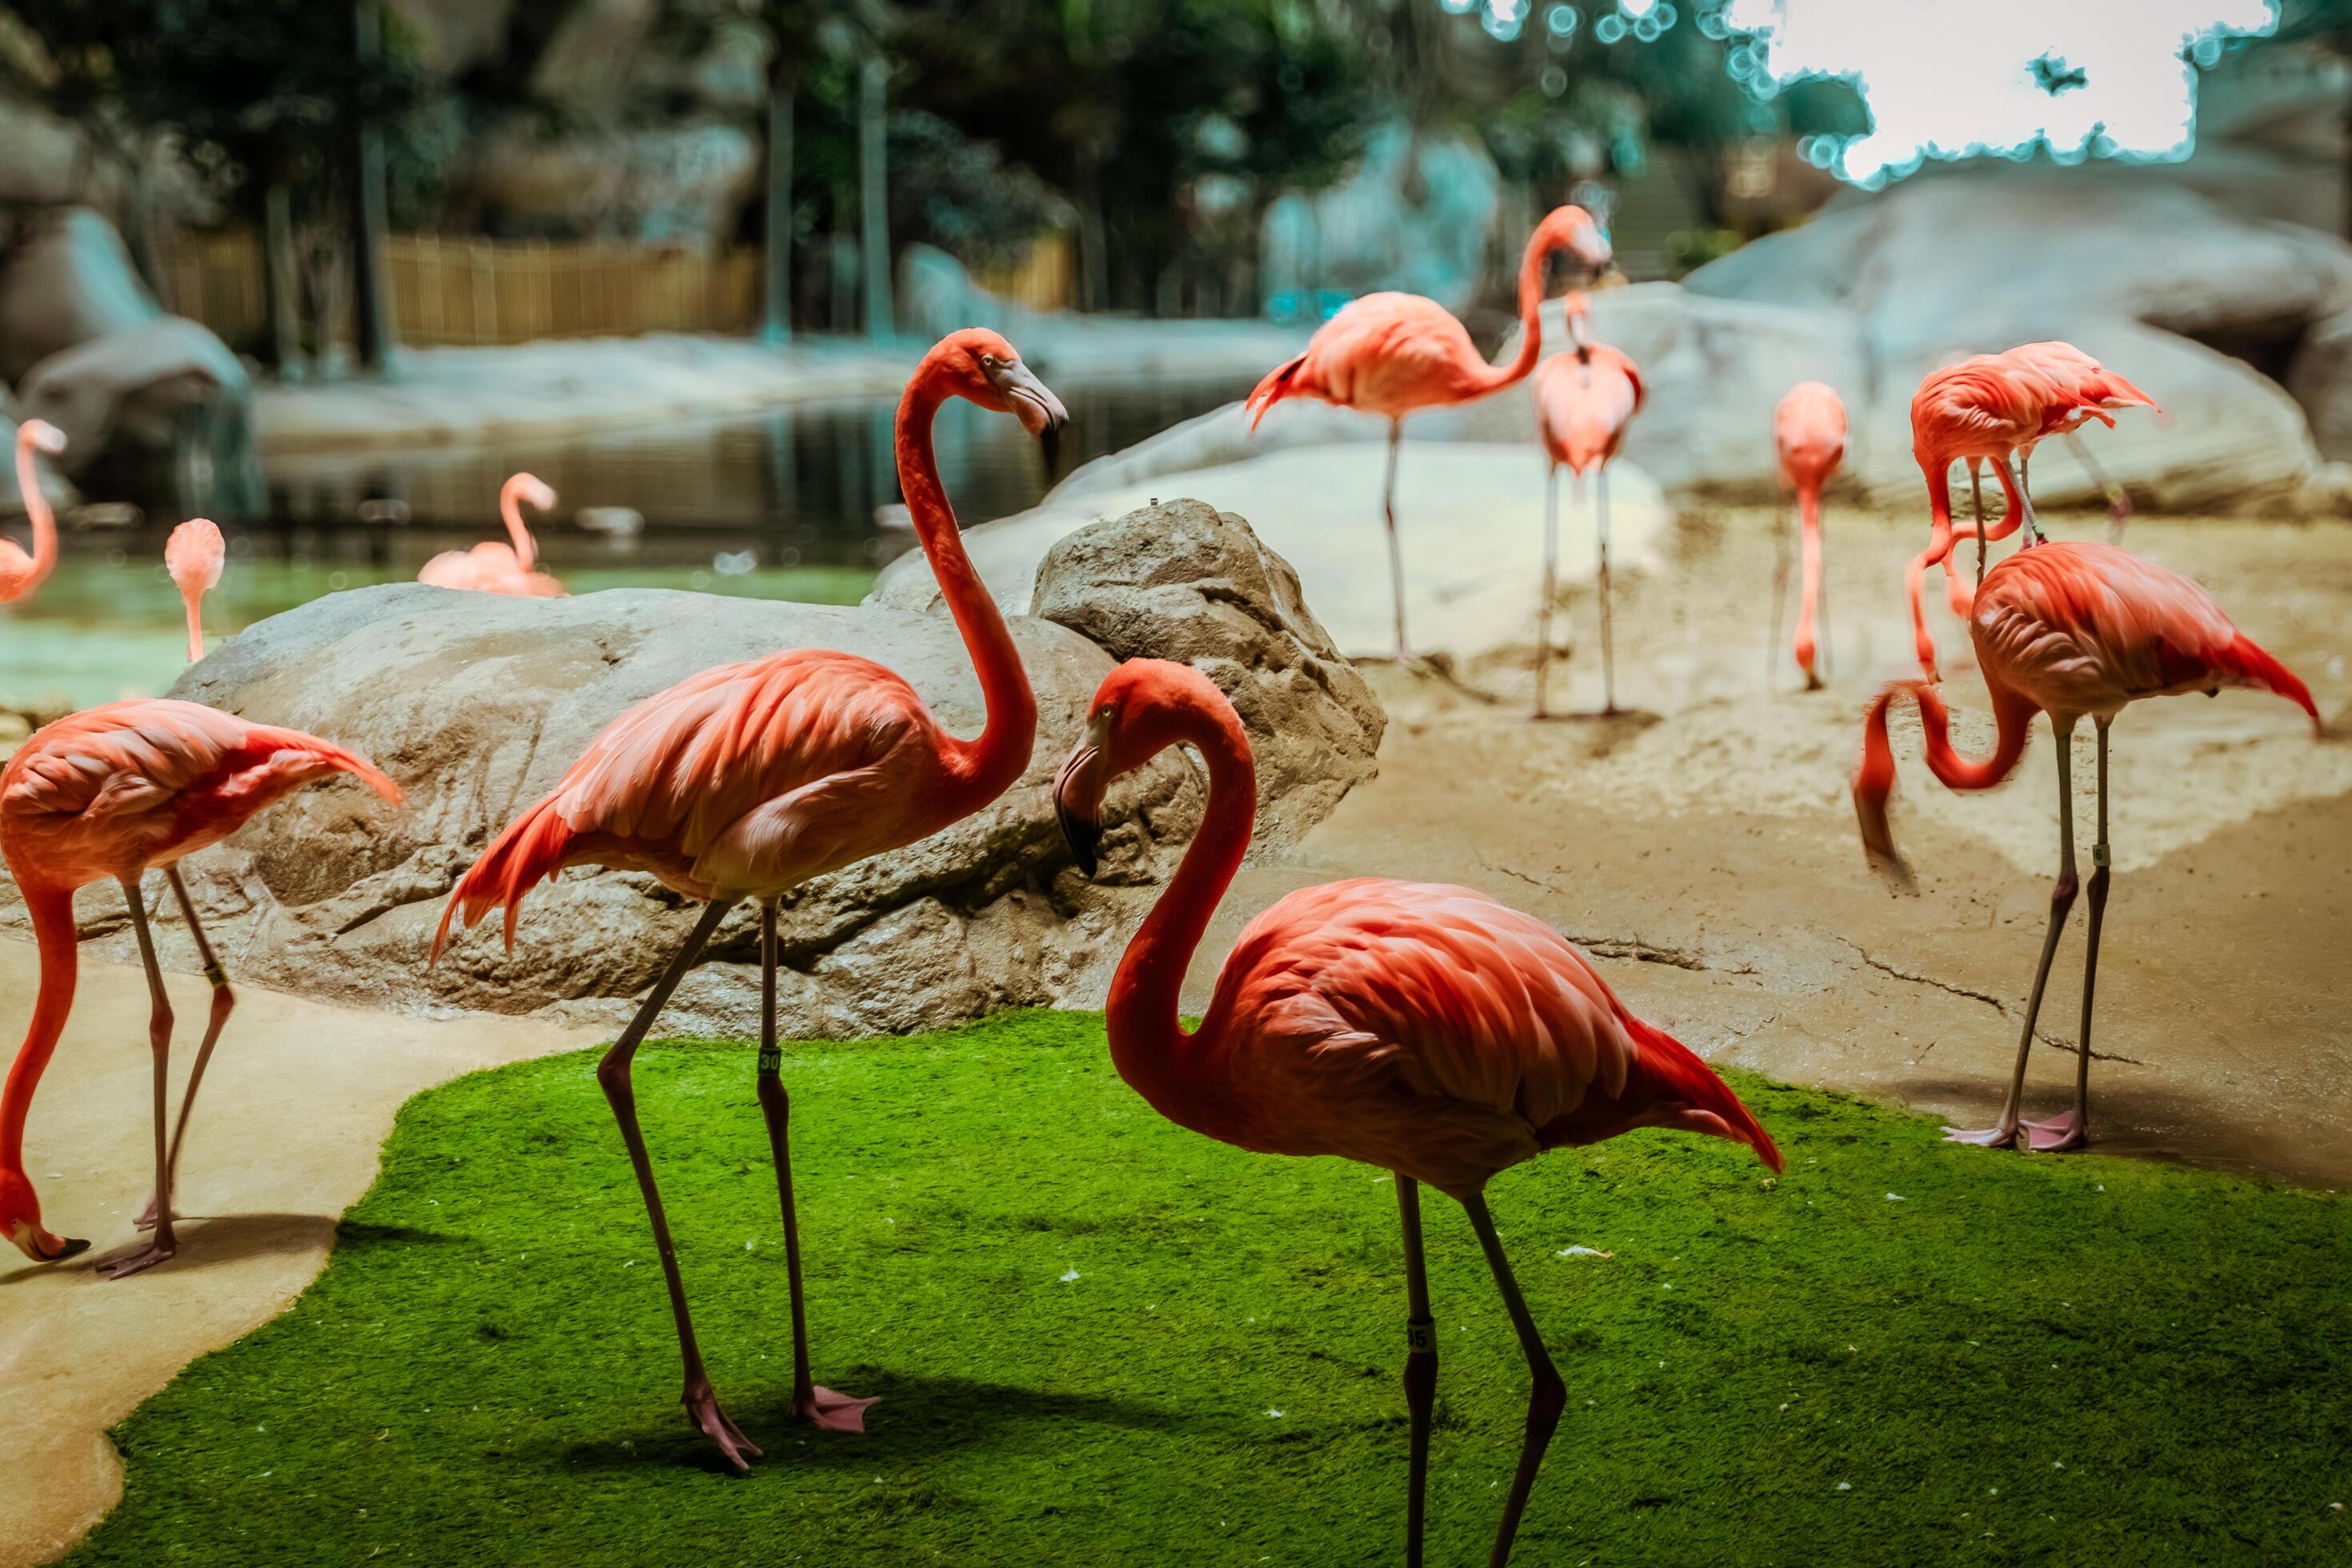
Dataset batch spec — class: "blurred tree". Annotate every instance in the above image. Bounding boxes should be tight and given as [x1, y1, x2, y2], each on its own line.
[2264, 0, 2352, 237]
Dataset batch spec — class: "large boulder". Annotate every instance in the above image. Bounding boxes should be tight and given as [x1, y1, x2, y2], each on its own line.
[1027, 500, 1385, 846]
[0, 509, 1382, 1038]
[1261, 123, 1502, 316]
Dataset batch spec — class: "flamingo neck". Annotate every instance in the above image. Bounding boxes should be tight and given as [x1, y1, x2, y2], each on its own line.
[1918, 674, 2036, 791]
[1104, 699, 1257, 1142]
[498, 481, 538, 573]
[0, 884, 76, 1202]
[14, 434, 55, 589]
[898, 372, 1036, 811]
[182, 586, 206, 663]
[1919, 458, 1954, 566]
[1474, 226, 1574, 397]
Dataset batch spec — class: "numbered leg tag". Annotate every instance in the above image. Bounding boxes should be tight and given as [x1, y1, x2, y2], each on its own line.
[202, 961, 228, 987]
[2092, 844, 2110, 869]
[1406, 1318, 1436, 1354]
[758, 1045, 782, 1075]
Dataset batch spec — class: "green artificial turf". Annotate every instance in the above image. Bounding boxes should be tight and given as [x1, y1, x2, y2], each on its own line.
[66, 1011, 2352, 1567]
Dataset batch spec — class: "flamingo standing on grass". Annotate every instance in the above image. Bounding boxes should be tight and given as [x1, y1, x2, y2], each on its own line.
[1246, 206, 1613, 664]
[1530, 292, 1643, 717]
[433, 330, 1067, 1467]
[1054, 659, 1781, 1568]
[0, 420, 66, 604]
[1, 624, 402, 1272]
[418, 472, 565, 597]
[166, 518, 225, 662]
[1770, 382, 1846, 690]
[1854, 541, 2317, 1151]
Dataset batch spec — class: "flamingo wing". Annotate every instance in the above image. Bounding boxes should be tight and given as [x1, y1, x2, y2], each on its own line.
[1252, 294, 1486, 424]
[1534, 352, 1642, 473]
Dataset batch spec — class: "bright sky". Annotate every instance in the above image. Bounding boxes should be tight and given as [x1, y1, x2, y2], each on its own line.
[1714, 0, 2282, 183]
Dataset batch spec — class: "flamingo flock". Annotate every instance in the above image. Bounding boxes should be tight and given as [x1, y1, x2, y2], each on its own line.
[0, 209, 2332, 1567]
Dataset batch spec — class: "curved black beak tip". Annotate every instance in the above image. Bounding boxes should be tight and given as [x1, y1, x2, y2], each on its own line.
[56, 1236, 90, 1261]
[1057, 802, 1100, 878]
[1039, 413, 1065, 476]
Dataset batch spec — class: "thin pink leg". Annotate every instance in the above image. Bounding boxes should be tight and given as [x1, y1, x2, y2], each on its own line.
[2028, 718, 2110, 1153]
[1463, 1194, 1567, 1568]
[104, 878, 179, 1278]
[136, 868, 234, 1230]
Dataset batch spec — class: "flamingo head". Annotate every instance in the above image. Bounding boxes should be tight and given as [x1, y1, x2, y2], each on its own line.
[17, 418, 64, 458]
[1, 1169, 86, 1265]
[1054, 658, 1236, 878]
[1562, 291, 1596, 357]
[930, 329, 1070, 469]
[504, 472, 558, 516]
[1535, 204, 1614, 280]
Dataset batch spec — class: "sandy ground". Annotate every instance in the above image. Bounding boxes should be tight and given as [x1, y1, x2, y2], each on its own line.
[2, 502, 2346, 1566]
[0, 946, 593, 1568]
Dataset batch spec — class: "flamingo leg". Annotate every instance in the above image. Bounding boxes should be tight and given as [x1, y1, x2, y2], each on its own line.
[1595, 466, 1618, 716]
[2064, 432, 2133, 541]
[1767, 498, 1790, 690]
[595, 898, 763, 1470]
[1462, 1195, 1566, 1568]
[1535, 463, 1559, 718]
[753, 899, 876, 1433]
[1996, 453, 2041, 547]
[1948, 717, 2078, 1150]
[104, 877, 179, 1278]
[1396, 1175, 1437, 1568]
[1382, 418, 1411, 664]
[2030, 717, 2110, 1153]
[134, 867, 235, 1232]
[1970, 460, 1989, 589]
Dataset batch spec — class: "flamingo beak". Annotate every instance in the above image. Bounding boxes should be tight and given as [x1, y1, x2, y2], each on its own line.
[1054, 716, 1110, 878]
[988, 359, 1070, 472]
[9, 1219, 88, 1263]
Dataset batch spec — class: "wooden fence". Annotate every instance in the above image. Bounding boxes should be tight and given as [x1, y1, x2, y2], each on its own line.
[163, 230, 1074, 350]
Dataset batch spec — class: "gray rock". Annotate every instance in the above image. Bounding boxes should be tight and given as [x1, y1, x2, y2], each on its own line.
[1261, 123, 1502, 315]
[1028, 499, 1385, 846]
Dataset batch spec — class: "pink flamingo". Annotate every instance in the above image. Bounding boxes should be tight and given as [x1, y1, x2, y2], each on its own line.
[1530, 291, 1643, 717]
[1247, 206, 1613, 662]
[2, 705, 402, 1274]
[0, 420, 66, 604]
[432, 330, 1066, 1467]
[166, 518, 225, 662]
[2001, 341, 2154, 543]
[1904, 355, 2046, 682]
[1854, 541, 2317, 1152]
[418, 473, 565, 597]
[1771, 382, 1846, 690]
[1054, 659, 1781, 1568]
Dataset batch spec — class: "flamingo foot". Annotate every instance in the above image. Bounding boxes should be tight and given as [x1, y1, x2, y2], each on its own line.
[133, 1194, 175, 1231]
[1942, 1122, 2019, 1150]
[683, 1375, 762, 1470]
[2024, 1110, 2089, 1153]
[795, 1385, 878, 1434]
[100, 1237, 178, 1278]
[1802, 670, 1824, 692]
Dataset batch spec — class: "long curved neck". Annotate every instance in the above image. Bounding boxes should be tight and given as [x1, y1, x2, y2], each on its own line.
[498, 482, 537, 572]
[182, 584, 206, 662]
[1474, 226, 1570, 397]
[15, 434, 54, 588]
[1918, 676, 2035, 791]
[1104, 702, 1257, 1137]
[898, 372, 1036, 808]
[1, 884, 77, 1198]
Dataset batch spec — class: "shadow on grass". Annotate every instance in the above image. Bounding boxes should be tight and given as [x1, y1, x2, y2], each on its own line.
[551, 1368, 1216, 1477]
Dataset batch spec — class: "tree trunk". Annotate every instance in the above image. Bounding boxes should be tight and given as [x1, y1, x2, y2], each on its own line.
[858, 56, 894, 343]
[263, 182, 307, 380]
[762, 79, 794, 346]
[349, 0, 398, 374]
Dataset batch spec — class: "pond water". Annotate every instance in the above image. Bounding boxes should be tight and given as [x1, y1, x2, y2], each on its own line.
[0, 371, 1250, 714]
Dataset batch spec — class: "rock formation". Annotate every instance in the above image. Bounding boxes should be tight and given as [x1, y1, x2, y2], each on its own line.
[0, 505, 1384, 1039]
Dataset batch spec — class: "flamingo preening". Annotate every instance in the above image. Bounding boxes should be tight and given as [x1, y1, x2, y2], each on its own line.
[165, 518, 225, 663]
[433, 330, 1067, 1467]
[418, 472, 566, 597]
[1854, 542, 2317, 1152]
[1, 702, 402, 1274]
[1530, 291, 1644, 718]
[1906, 347, 2157, 681]
[1770, 382, 1846, 690]
[1055, 659, 1781, 1568]
[0, 420, 66, 605]
[2002, 341, 2151, 543]
[1246, 206, 1613, 663]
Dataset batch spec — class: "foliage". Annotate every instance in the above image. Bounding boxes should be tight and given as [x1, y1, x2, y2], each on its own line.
[64, 1010, 2352, 1567]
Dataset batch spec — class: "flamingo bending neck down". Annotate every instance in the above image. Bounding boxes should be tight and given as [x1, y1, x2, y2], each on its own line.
[166, 518, 225, 662]
[1, 706, 402, 1274]
[418, 473, 565, 597]
[0, 420, 66, 604]
[1246, 206, 1613, 664]
[1770, 382, 1846, 690]
[1854, 541, 2316, 1152]
[1055, 659, 1780, 1568]
[432, 330, 1067, 1469]
[1530, 292, 1644, 717]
